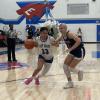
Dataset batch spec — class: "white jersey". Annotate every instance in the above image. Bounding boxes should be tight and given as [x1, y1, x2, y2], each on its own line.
[7, 29, 16, 38]
[36, 36, 55, 60]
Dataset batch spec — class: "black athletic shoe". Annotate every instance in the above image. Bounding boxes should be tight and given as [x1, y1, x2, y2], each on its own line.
[13, 59, 17, 62]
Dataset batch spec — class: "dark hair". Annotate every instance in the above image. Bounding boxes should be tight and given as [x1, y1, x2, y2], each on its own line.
[9, 24, 13, 27]
[40, 27, 48, 32]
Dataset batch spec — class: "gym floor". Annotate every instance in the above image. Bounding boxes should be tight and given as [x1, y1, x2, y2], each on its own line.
[0, 44, 100, 100]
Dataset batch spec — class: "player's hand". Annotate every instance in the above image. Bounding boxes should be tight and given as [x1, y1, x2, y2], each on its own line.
[65, 49, 70, 53]
[51, 41, 59, 47]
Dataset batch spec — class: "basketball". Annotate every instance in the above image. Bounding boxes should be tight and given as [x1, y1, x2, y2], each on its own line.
[24, 39, 35, 49]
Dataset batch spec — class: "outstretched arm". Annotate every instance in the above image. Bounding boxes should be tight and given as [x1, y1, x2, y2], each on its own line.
[51, 40, 59, 47]
[55, 35, 63, 43]
[50, 36, 60, 47]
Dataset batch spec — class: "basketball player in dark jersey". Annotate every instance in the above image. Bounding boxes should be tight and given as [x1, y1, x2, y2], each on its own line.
[57, 24, 85, 89]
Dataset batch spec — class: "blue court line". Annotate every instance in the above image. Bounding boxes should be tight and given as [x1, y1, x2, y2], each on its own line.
[0, 62, 29, 70]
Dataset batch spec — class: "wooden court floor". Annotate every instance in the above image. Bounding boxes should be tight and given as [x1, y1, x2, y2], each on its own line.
[0, 44, 100, 100]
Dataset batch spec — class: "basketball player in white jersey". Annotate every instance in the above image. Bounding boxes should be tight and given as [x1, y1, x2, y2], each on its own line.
[24, 27, 58, 85]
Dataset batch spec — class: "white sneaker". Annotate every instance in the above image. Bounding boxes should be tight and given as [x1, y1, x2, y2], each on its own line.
[78, 70, 83, 81]
[63, 81, 74, 89]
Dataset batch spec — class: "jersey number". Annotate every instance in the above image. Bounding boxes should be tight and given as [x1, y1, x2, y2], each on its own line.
[42, 49, 49, 54]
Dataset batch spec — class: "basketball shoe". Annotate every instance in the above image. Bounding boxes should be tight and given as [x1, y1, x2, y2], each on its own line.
[63, 81, 74, 89]
[24, 77, 33, 85]
[35, 76, 40, 85]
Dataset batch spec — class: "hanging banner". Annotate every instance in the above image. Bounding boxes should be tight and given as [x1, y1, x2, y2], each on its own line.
[0, 1, 56, 24]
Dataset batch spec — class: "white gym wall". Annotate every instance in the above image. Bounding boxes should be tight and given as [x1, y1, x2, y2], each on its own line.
[0, 0, 100, 41]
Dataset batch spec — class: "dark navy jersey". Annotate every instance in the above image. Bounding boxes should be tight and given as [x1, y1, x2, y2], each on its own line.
[63, 33, 84, 49]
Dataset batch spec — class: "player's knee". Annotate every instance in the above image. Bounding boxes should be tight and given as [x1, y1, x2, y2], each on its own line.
[63, 64, 71, 78]
[63, 64, 68, 70]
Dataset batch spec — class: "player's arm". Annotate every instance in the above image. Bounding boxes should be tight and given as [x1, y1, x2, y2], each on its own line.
[50, 37, 59, 47]
[51, 40, 59, 47]
[15, 30, 18, 38]
[51, 35, 63, 46]
[6, 30, 10, 36]
[68, 32, 81, 51]
[55, 35, 63, 43]
[33, 37, 39, 47]
[34, 41, 38, 47]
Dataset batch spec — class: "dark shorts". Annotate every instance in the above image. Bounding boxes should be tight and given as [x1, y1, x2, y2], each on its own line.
[70, 47, 85, 58]
[38, 55, 53, 63]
